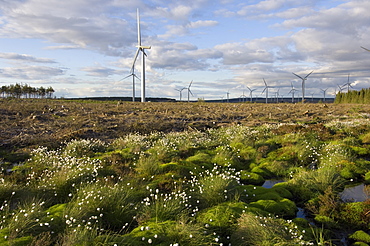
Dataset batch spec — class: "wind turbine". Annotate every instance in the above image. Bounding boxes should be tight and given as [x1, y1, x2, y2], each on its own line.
[239, 90, 247, 102]
[292, 70, 313, 103]
[289, 81, 298, 103]
[262, 78, 272, 104]
[320, 88, 328, 102]
[342, 74, 353, 93]
[274, 88, 280, 103]
[226, 90, 230, 103]
[121, 64, 140, 102]
[186, 80, 194, 102]
[175, 87, 186, 101]
[337, 84, 344, 93]
[131, 9, 151, 102]
[246, 86, 257, 102]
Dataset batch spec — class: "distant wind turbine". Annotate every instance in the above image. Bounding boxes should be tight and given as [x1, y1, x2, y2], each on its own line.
[337, 84, 344, 93]
[120, 64, 140, 102]
[342, 74, 353, 93]
[226, 90, 230, 103]
[320, 88, 328, 102]
[289, 81, 298, 103]
[274, 88, 280, 103]
[186, 80, 194, 102]
[262, 78, 273, 104]
[246, 86, 257, 102]
[131, 9, 151, 102]
[175, 87, 186, 101]
[239, 90, 247, 102]
[292, 70, 314, 103]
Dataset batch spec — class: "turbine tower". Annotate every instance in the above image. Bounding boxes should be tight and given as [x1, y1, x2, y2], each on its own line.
[121, 64, 139, 102]
[246, 86, 256, 102]
[131, 9, 151, 102]
[289, 81, 298, 103]
[262, 78, 272, 104]
[175, 87, 186, 101]
[292, 70, 313, 103]
[320, 88, 328, 102]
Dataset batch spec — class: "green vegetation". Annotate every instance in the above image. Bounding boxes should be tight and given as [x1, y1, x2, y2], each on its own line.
[0, 99, 370, 245]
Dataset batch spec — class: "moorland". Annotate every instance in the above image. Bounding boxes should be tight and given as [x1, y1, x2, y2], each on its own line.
[0, 98, 370, 246]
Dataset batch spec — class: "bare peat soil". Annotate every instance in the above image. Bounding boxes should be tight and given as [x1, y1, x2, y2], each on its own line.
[1, 98, 369, 161]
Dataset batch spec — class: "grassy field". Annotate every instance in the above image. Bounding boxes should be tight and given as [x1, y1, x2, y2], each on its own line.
[0, 98, 370, 245]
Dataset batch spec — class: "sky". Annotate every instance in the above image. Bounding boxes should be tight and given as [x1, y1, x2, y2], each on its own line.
[0, 0, 370, 100]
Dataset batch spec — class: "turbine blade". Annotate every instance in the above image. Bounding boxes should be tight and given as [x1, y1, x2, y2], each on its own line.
[263, 78, 267, 86]
[119, 74, 132, 81]
[361, 46, 370, 52]
[189, 89, 194, 96]
[133, 74, 141, 80]
[189, 80, 193, 87]
[137, 8, 141, 46]
[292, 72, 303, 80]
[131, 48, 140, 69]
[304, 70, 314, 79]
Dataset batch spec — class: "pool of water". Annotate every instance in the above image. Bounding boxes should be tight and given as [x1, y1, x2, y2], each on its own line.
[340, 183, 369, 202]
[261, 179, 284, 188]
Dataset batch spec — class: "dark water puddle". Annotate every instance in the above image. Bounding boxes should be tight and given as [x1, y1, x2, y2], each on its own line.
[340, 183, 369, 202]
[261, 179, 284, 188]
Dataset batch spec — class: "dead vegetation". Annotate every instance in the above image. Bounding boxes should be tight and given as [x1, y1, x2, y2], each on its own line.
[1, 98, 370, 161]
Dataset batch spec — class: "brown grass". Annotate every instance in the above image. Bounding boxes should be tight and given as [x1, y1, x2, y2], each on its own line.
[1, 98, 370, 160]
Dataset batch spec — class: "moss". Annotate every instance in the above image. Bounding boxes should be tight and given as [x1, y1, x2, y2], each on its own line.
[239, 171, 264, 185]
[349, 230, 370, 243]
[338, 202, 370, 230]
[196, 202, 247, 235]
[314, 215, 337, 229]
[365, 171, 370, 185]
[185, 152, 213, 169]
[250, 166, 274, 178]
[352, 242, 369, 246]
[248, 198, 297, 218]
[122, 220, 214, 246]
[270, 186, 293, 200]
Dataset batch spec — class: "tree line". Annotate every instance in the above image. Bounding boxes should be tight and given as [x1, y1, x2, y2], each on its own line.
[335, 88, 370, 104]
[0, 83, 55, 99]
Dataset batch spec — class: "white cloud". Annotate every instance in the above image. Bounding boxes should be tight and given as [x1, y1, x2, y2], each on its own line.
[0, 65, 65, 80]
[0, 53, 56, 63]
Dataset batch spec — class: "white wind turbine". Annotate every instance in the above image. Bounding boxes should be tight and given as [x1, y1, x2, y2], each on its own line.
[246, 86, 257, 102]
[239, 90, 247, 102]
[321, 88, 328, 102]
[121, 64, 140, 102]
[131, 9, 151, 102]
[262, 78, 272, 104]
[226, 90, 230, 103]
[289, 81, 298, 103]
[292, 70, 313, 103]
[175, 87, 186, 101]
[342, 74, 353, 93]
[186, 80, 194, 102]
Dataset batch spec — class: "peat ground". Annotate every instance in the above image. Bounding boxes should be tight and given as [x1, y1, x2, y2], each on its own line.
[1, 98, 369, 162]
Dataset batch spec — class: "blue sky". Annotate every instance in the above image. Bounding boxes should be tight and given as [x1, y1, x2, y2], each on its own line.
[0, 0, 370, 100]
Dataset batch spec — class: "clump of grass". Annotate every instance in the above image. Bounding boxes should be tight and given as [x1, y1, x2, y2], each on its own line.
[188, 165, 240, 208]
[231, 212, 312, 245]
[63, 139, 107, 157]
